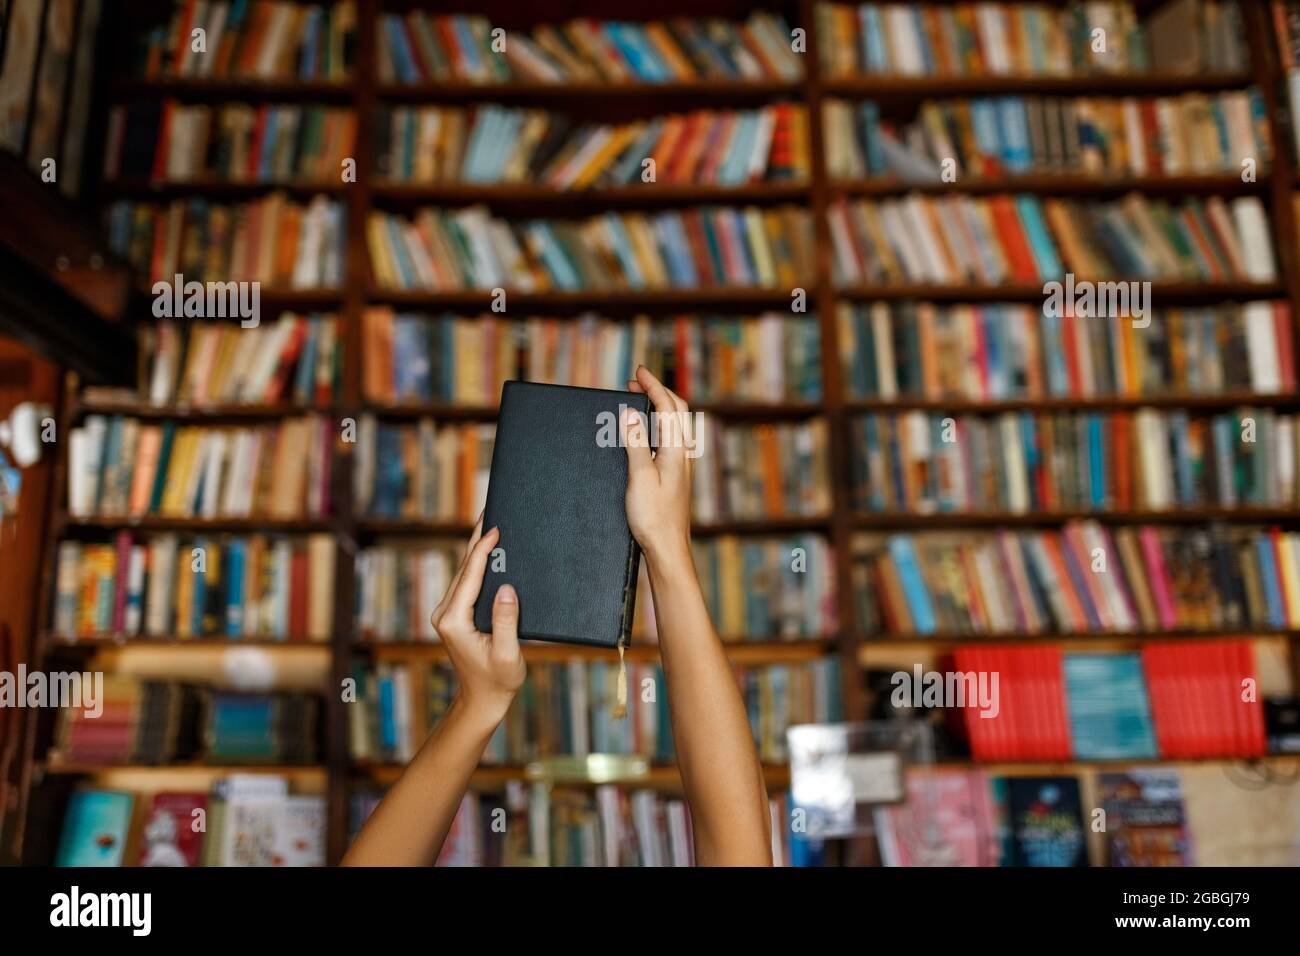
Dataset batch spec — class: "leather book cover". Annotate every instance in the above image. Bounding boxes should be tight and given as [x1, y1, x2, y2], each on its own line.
[473, 381, 650, 647]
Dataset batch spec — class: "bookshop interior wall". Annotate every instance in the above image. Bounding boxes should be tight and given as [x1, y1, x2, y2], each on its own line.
[1, 0, 1300, 867]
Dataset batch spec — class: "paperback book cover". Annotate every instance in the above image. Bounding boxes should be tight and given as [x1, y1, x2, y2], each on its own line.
[1098, 770, 1194, 866]
[1005, 776, 1088, 867]
[55, 790, 135, 867]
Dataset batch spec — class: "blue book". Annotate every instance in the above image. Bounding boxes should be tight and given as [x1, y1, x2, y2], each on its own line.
[225, 539, 245, 637]
[857, 102, 885, 175]
[657, 215, 698, 287]
[451, 17, 484, 79]
[378, 674, 397, 752]
[191, 537, 207, 635]
[860, 7, 888, 72]
[996, 98, 1032, 171]
[1015, 196, 1064, 279]
[969, 99, 1001, 167]
[1170, 410, 1193, 505]
[56, 791, 134, 866]
[1256, 536, 1285, 627]
[1063, 653, 1158, 759]
[1057, 538, 1102, 630]
[385, 18, 418, 84]
[299, 7, 322, 79]
[888, 536, 936, 635]
[293, 319, 319, 402]
[383, 216, 416, 288]
[1087, 414, 1105, 508]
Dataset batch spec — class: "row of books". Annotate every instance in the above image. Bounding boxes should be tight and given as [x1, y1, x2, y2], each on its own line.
[105, 195, 346, 287]
[374, 103, 809, 187]
[837, 301, 1296, 401]
[135, 0, 357, 80]
[849, 408, 1300, 513]
[874, 770, 1150, 867]
[355, 533, 836, 644]
[138, 315, 340, 408]
[53, 533, 336, 641]
[351, 786, 799, 867]
[105, 101, 358, 183]
[823, 91, 1270, 181]
[851, 523, 1300, 635]
[57, 777, 325, 867]
[376, 11, 801, 85]
[815, 1, 1247, 78]
[692, 419, 831, 523]
[67, 415, 334, 520]
[352, 417, 492, 524]
[53, 677, 189, 766]
[361, 309, 823, 407]
[366, 205, 814, 292]
[828, 194, 1275, 285]
[693, 535, 838, 640]
[943, 642, 1266, 761]
[350, 658, 842, 766]
[52, 678, 320, 765]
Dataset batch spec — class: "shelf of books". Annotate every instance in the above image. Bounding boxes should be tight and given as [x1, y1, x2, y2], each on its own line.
[24, 0, 1300, 867]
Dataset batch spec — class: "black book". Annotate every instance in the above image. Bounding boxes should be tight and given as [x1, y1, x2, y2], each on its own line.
[473, 381, 650, 648]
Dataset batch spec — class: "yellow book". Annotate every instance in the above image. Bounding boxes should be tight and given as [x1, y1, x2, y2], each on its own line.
[569, 122, 644, 189]
[719, 536, 744, 638]
[367, 213, 397, 288]
[159, 428, 197, 516]
[745, 208, 776, 286]
[1283, 535, 1300, 628]
[176, 548, 193, 638]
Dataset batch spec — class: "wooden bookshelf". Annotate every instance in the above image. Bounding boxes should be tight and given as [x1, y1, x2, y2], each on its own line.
[22, 0, 1300, 868]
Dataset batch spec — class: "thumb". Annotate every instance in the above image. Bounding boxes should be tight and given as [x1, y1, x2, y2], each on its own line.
[490, 583, 521, 656]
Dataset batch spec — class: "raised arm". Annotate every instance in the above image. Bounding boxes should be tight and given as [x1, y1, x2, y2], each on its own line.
[621, 366, 773, 866]
[341, 519, 525, 866]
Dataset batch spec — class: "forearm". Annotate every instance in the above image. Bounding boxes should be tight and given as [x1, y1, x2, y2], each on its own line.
[647, 542, 772, 866]
[340, 694, 500, 866]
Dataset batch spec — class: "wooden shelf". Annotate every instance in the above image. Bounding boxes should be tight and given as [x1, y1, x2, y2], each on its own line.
[356, 516, 830, 537]
[112, 77, 356, 101]
[371, 182, 811, 206]
[355, 639, 835, 664]
[830, 173, 1266, 197]
[72, 399, 333, 420]
[43, 760, 327, 777]
[375, 79, 805, 103]
[59, 515, 336, 533]
[45, 635, 331, 650]
[846, 392, 1300, 414]
[821, 71, 1257, 97]
[855, 629, 1300, 651]
[353, 760, 792, 789]
[932, 755, 1300, 775]
[849, 508, 1300, 529]
[365, 287, 810, 310]
[362, 400, 826, 421]
[836, 281, 1285, 302]
[102, 179, 348, 199]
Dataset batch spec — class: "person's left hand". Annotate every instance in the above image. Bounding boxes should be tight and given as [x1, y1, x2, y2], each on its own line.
[430, 516, 526, 729]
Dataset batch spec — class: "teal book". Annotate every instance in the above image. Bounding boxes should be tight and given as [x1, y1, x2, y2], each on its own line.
[56, 790, 135, 866]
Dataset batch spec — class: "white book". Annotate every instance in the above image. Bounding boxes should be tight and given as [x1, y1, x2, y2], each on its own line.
[145, 534, 178, 637]
[902, 196, 950, 283]
[668, 800, 693, 867]
[1244, 301, 1281, 393]
[1278, 420, 1296, 503]
[631, 792, 663, 867]
[747, 107, 777, 182]
[529, 783, 551, 868]
[885, 6, 924, 75]
[999, 413, 1029, 512]
[199, 430, 226, 518]
[1233, 197, 1276, 280]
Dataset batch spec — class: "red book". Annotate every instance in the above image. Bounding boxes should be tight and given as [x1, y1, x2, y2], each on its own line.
[988, 197, 1038, 283]
[137, 793, 208, 866]
[1236, 640, 1268, 755]
[1274, 302, 1297, 390]
[680, 211, 717, 287]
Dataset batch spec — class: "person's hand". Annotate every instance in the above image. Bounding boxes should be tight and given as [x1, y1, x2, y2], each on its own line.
[621, 365, 694, 569]
[430, 516, 526, 731]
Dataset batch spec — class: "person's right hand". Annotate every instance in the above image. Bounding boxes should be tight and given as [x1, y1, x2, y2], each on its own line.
[620, 365, 694, 567]
[430, 515, 526, 731]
